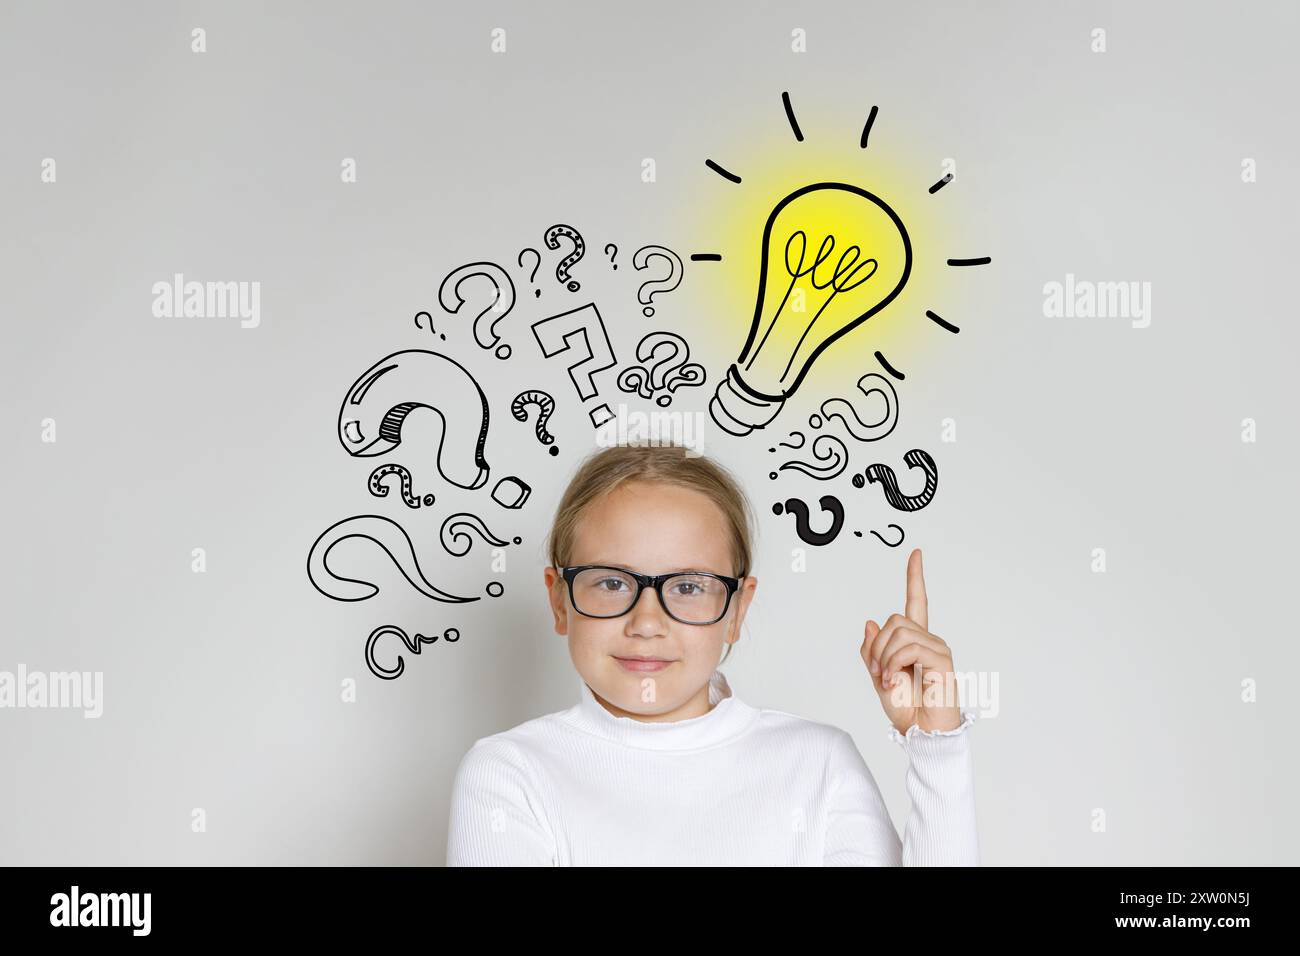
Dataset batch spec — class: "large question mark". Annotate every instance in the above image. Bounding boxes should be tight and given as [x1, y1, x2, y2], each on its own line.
[338, 349, 491, 491]
[306, 514, 482, 603]
[437, 262, 515, 359]
[544, 224, 585, 292]
[632, 245, 684, 317]
[604, 243, 618, 270]
[530, 303, 618, 427]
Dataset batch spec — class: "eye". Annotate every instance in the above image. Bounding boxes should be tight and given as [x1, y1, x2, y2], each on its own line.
[670, 579, 708, 596]
[594, 576, 630, 592]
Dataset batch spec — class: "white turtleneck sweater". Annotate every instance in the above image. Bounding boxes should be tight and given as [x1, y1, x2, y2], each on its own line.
[446, 669, 979, 866]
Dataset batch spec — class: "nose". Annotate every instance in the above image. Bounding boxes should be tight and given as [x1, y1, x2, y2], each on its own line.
[624, 582, 670, 638]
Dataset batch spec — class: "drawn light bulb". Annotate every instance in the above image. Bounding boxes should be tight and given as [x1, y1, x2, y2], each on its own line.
[709, 182, 912, 436]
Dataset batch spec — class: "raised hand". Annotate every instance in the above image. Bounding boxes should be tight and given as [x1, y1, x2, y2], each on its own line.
[860, 548, 963, 735]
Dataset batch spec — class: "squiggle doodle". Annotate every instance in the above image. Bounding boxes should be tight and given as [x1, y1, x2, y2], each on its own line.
[544, 224, 585, 291]
[772, 495, 845, 546]
[307, 514, 479, 603]
[815, 373, 899, 442]
[439, 512, 521, 557]
[768, 431, 805, 452]
[368, 464, 434, 508]
[365, 625, 460, 680]
[616, 332, 706, 407]
[512, 390, 559, 456]
[770, 434, 848, 481]
[852, 449, 938, 512]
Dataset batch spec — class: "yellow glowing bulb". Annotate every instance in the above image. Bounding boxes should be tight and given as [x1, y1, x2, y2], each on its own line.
[709, 182, 912, 436]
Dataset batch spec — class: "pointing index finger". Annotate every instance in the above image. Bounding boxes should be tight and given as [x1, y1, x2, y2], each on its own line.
[905, 548, 928, 632]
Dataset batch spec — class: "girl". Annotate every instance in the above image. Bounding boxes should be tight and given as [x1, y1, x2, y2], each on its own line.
[446, 443, 978, 865]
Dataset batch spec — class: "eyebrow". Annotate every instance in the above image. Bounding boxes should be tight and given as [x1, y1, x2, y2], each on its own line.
[578, 561, 728, 575]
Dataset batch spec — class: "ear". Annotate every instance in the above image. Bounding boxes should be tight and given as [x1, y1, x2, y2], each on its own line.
[543, 566, 569, 635]
[727, 575, 757, 643]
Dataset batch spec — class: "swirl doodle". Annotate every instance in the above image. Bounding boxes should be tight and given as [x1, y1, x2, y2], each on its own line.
[365, 625, 461, 680]
[770, 434, 848, 481]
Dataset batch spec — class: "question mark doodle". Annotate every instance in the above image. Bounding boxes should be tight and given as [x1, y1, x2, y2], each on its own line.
[770, 434, 848, 481]
[632, 245, 684, 317]
[306, 514, 480, 603]
[815, 373, 899, 442]
[772, 495, 845, 547]
[518, 248, 542, 298]
[868, 524, 906, 547]
[339, 349, 491, 492]
[544, 224, 585, 292]
[852, 449, 938, 511]
[615, 332, 707, 407]
[368, 463, 435, 508]
[439, 512, 521, 557]
[366, 625, 460, 681]
[511, 390, 559, 456]
[531, 303, 618, 427]
[769, 431, 805, 452]
[604, 243, 618, 270]
[413, 310, 445, 341]
[437, 261, 515, 359]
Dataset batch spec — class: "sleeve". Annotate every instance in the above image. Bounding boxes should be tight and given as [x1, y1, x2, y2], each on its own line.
[446, 738, 558, 866]
[823, 710, 980, 866]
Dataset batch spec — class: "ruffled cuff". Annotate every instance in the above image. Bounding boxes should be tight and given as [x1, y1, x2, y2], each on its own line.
[887, 708, 976, 746]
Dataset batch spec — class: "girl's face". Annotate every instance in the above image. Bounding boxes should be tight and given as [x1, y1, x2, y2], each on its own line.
[544, 480, 757, 722]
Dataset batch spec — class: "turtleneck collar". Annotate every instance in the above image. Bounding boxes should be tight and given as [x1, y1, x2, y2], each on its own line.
[563, 669, 761, 752]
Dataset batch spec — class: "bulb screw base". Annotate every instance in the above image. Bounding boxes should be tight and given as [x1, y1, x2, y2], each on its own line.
[709, 364, 784, 437]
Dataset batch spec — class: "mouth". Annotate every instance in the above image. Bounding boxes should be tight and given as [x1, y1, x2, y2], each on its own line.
[612, 655, 676, 673]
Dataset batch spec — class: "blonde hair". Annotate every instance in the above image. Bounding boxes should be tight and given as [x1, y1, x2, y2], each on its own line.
[546, 444, 756, 664]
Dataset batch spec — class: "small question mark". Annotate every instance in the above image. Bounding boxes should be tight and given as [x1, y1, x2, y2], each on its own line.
[604, 243, 618, 269]
[439, 512, 521, 557]
[412, 310, 445, 340]
[544, 224, 586, 292]
[852, 449, 938, 511]
[518, 248, 542, 298]
[632, 245, 684, 317]
[511, 389, 560, 457]
[772, 495, 845, 546]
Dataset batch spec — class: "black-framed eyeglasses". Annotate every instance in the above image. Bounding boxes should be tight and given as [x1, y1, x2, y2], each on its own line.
[558, 565, 742, 626]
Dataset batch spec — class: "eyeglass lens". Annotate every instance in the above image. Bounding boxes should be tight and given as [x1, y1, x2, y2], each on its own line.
[570, 567, 728, 624]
